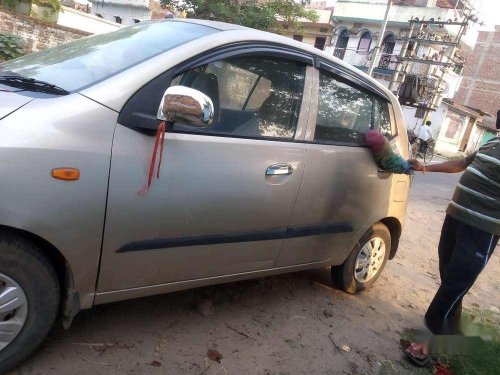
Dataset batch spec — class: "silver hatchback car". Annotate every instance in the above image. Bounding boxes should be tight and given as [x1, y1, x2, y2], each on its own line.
[0, 19, 410, 372]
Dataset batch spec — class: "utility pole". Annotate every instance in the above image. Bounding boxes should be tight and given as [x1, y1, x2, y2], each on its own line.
[388, 21, 415, 93]
[367, 0, 393, 76]
[389, 14, 470, 117]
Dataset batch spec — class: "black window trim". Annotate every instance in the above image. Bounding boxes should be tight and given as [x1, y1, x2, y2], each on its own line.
[173, 42, 314, 75]
[316, 58, 390, 101]
[119, 42, 314, 140]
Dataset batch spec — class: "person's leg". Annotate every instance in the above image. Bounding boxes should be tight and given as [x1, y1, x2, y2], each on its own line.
[419, 139, 425, 153]
[425, 221, 498, 334]
[402, 216, 458, 364]
[437, 215, 458, 280]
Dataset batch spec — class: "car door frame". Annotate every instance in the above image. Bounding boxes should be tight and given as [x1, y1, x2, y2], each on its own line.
[94, 44, 316, 305]
[117, 42, 316, 134]
[276, 57, 401, 267]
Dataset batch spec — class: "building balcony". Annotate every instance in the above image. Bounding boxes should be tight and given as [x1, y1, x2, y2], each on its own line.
[332, 0, 479, 48]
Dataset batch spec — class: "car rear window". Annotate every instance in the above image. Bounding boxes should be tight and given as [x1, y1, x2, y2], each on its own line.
[0, 21, 217, 92]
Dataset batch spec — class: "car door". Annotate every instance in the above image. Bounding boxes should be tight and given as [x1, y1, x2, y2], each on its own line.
[276, 63, 398, 267]
[97, 51, 312, 294]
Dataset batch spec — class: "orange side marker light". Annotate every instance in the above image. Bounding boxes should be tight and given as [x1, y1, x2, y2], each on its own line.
[51, 168, 80, 181]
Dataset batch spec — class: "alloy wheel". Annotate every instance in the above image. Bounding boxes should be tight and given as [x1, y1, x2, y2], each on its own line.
[354, 237, 386, 283]
[0, 273, 28, 351]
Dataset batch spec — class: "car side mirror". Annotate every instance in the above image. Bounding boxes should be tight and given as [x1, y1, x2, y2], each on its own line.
[157, 86, 214, 128]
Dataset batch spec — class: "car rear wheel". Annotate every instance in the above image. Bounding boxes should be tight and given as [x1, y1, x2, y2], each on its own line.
[331, 223, 391, 294]
[0, 234, 60, 373]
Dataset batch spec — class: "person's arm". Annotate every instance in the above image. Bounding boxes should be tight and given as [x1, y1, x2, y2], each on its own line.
[409, 153, 476, 173]
[426, 127, 434, 140]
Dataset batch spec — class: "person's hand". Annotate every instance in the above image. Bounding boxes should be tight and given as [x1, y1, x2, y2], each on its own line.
[409, 159, 424, 171]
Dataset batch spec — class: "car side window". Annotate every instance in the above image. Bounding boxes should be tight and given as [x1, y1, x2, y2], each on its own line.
[315, 70, 374, 145]
[171, 55, 306, 140]
[315, 70, 394, 145]
[373, 96, 394, 137]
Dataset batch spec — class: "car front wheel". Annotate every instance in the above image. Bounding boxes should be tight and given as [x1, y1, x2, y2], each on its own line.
[331, 223, 391, 294]
[0, 234, 60, 373]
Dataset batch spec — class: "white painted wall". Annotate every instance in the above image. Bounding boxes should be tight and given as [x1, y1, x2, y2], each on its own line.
[434, 107, 470, 155]
[402, 103, 447, 138]
[90, 1, 152, 26]
[58, 6, 122, 34]
[466, 123, 486, 153]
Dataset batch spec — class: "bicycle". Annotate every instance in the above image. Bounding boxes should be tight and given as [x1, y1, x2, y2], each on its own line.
[409, 133, 435, 163]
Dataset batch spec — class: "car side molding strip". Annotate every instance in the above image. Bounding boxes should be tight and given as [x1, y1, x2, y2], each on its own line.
[117, 222, 353, 253]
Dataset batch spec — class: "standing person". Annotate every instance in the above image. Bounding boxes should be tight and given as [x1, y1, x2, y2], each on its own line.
[417, 120, 434, 154]
[403, 112, 500, 365]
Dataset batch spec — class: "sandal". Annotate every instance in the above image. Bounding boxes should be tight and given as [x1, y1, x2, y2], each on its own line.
[400, 339, 431, 366]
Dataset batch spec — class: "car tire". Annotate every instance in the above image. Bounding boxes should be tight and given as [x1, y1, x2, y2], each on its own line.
[331, 223, 391, 294]
[0, 234, 60, 374]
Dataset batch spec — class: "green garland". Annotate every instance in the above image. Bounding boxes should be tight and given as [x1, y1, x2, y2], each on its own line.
[0, 32, 26, 62]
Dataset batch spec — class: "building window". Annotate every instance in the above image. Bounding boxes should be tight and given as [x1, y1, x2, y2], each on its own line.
[319, 28, 328, 33]
[314, 37, 327, 51]
[95, 13, 103, 18]
[378, 33, 396, 69]
[293, 35, 303, 42]
[133, 18, 140, 23]
[114, 16, 122, 24]
[357, 31, 372, 54]
[333, 29, 350, 60]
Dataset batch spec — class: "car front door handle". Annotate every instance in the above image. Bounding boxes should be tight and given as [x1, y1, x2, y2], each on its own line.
[266, 164, 293, 176]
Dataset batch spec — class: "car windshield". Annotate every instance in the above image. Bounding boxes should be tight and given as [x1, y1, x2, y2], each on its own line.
[0, 21, 217, 92]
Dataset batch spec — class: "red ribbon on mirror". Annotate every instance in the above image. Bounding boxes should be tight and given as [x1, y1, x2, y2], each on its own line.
[138, 121, 166, 195]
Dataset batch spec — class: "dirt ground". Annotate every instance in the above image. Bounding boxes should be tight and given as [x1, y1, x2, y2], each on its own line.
[8, 171, 500, 375]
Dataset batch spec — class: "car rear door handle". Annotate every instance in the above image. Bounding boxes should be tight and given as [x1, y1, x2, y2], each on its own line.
[266, 164, 293, 176]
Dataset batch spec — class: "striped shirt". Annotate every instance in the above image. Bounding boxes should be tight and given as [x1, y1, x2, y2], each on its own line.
[446, 137, 500, 235]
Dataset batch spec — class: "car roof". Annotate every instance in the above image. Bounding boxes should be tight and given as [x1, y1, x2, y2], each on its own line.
[167, 18, 251, 31]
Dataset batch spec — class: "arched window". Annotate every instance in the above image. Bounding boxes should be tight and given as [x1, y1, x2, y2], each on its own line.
[333, 29, 350, 60]
[114, 16, 122, 24]
[357, 31, 372, 54]
[378, 33, 396, 69]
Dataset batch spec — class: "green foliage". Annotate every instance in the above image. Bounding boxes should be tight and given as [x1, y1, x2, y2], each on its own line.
[0, 0, 61, 13]
[161, 0, 318, 33]
[32, 0, 61, 13]
[239, 3, 276, 31]
[442, 309, 500, 375]
[400, 309, 500, 375]
[268, 0, 319, 35]
[0, 0, 22, 8]
[0, 32, 26, 62]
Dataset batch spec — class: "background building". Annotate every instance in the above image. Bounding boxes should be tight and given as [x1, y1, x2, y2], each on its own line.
[454, 25, 500, 131]
[326, 0, 485, 155]
[284, 8, 334, 51]
[88, 0, 159, 25]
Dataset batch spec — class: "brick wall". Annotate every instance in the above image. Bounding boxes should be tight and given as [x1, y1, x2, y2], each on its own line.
[456, 25, 500, 126]
[0, 9, 91, 53]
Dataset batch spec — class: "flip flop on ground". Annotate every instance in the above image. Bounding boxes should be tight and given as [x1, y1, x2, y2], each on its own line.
[400, 339, 431, 366]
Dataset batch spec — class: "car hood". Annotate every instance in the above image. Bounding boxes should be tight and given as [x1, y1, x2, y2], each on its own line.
[0, 90, 34, 120]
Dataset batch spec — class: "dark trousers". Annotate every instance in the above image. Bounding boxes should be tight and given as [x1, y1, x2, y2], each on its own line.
[425, 215, 498, 334]
[418, 139, 429, 154]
